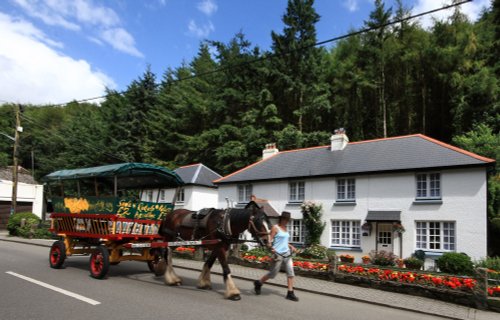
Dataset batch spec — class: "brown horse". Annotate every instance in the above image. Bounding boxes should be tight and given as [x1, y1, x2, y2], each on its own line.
[158, 201, 271, 300]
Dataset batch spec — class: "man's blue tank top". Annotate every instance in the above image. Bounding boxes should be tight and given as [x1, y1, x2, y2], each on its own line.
[273, 226, 290, 254]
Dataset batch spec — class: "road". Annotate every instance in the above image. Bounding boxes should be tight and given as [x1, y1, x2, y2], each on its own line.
[0, 241, 446, 320]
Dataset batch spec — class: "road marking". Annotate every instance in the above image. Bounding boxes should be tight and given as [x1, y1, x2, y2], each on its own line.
[6, 271, 101, 305]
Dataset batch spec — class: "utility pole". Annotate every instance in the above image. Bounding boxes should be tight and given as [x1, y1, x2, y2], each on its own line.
[10, 104, 21, 215]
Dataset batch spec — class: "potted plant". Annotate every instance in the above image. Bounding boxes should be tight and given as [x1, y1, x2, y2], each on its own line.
[339, 254, 355, 263]
[396, 258, 405, 268]
[362, 255, 371, 264]
[392, 223, 405, 234]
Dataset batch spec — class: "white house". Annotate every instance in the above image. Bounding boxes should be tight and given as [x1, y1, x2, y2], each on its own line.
[0, 166, 44, 228]
[142, 163, 221, 211]
[214, 132, 495, 266]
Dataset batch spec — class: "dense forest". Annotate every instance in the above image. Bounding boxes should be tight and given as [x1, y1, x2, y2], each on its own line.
[0, 0, 498, 223]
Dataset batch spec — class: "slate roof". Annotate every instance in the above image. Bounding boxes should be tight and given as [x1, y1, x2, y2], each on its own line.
[0, 166, 37, 184]
[175, 163, 222, 188]
[215, 134, 495, 184]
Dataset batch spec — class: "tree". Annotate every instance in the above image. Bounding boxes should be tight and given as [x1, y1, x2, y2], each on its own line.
[453, 124, 500, 255]
[270, 0, 330, 132]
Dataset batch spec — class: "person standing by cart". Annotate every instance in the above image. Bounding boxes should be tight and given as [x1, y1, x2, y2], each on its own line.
[254, 211, 299, 301]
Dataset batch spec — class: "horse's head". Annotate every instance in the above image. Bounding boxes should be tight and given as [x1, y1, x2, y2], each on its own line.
[245, 201, 271, 247]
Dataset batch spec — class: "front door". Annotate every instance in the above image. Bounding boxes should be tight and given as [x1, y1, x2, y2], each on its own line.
[377, 223, 393, 252]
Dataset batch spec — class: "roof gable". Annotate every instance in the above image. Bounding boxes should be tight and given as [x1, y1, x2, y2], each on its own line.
[175, 164, 222, 188]
[215, 134, 494, 184]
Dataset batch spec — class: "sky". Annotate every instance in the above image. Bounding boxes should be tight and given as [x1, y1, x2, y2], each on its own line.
[0, 0, 491, 106]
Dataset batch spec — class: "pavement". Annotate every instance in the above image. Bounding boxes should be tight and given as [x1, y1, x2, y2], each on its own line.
[0, 231, 498, 320]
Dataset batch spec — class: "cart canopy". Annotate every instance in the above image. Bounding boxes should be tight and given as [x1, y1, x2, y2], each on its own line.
[42, 162, 184, 189]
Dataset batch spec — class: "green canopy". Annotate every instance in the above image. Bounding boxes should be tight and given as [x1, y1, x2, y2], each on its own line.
[42, 163, 184, 189]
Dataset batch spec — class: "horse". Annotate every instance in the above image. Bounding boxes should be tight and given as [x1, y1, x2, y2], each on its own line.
[158, 201, 271, 301]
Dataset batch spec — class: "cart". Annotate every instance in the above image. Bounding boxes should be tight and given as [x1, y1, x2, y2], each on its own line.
[43, 162, 195, 279]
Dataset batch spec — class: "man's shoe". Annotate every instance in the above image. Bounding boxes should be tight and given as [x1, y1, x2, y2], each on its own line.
[286, 291, 299, 301]
[254, 280, 262, 295]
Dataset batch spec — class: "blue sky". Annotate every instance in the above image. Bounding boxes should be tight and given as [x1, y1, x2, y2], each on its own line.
[0, 0, 490, 105]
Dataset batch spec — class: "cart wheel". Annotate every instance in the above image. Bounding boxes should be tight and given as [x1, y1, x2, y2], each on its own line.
[147, 251, 166, 276]
[49, 240, 66, 269]
[89, 245, 109, 279]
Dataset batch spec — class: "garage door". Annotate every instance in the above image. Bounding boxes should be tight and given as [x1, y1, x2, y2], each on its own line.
[0, 201, 33, 229]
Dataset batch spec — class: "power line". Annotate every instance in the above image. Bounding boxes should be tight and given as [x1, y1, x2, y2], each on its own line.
[19, 113, 129, 163]
[6, 0, 471, 108]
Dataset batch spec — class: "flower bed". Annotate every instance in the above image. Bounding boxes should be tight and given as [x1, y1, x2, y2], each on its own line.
[238, 253, 331, 279]
[337, 264, 476, 290]
[335, 264, 484, 308]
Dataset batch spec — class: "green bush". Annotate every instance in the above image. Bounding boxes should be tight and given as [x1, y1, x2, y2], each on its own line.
[240, 244, 249, 252]
[246, 247, 271, 257]
[436, 252, 474, 275]
[370, 250, 396, 266]
[298, 244, 328, 260]
[404, 257, 424, 270]
[7, 212, 40, 236]
[475, 257, 500, 272]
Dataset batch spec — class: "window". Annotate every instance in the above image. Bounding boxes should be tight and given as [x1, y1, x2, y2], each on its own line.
[416, 221, 455, 251]
[146, 190, 153, 202]
[331, 220, 361, 247]
[159, 190, 166, 202]
[237, 184, 252, 203]
[337, 178, 355, 201]
[176, 188, 185, 203]
[287, 219, 306, 244]
[416, 173, 441, 200]
[289, 181, 305, 202]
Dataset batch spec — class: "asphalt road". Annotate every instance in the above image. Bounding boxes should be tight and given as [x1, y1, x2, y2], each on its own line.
[0, 241, 446, 320]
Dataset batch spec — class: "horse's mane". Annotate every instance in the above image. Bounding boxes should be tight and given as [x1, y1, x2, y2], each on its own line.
[228, 208, 251, 225]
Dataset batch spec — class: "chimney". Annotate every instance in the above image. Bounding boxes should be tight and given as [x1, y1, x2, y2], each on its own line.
[262, 143, 279, 159]
[330, 128, 349, 151]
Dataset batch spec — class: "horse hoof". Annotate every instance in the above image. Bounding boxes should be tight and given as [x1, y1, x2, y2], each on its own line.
[228, 294, 241, 301]
[197, 285, 212, 290]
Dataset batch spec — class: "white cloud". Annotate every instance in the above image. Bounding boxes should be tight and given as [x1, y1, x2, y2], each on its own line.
[101, 28, 144, 58]
[187, 19, 214, 38]
[0, 13, 115, 105]
[197, 0, 217, 16]
[12, 0, 142, 58]
[343, 0, 359, 12]
[13, 0, 80, 30]
[414, 0, 491, 29]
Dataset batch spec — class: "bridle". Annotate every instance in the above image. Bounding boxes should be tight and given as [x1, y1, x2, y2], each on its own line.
[248, 211, 271, 246]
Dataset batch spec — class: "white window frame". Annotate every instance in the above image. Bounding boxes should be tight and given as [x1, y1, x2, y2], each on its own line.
[337, 178, 356, 202]
[331, 220, 361, 247]
[415, 221, 455, 252]
[237, 184, 253, 203]
[176, 188, 185, 203]
[416, 173, 441, 200]
[159, 190, 166, 202]
[288, 181, 305, 203]
[287, 219, 306, 244]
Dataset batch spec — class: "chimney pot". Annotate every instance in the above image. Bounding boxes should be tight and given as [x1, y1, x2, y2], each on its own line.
[331, 129, 349, 151]
[263, 143, 279, 159]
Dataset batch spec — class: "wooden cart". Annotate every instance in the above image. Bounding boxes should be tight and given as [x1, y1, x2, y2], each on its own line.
[43, 162, 192, 279]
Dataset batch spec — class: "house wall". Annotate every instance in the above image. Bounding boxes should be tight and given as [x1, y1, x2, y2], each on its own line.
[217, 167, 488, 263]
[143, 186, 218, 211]
[0, 180, 44, 218]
